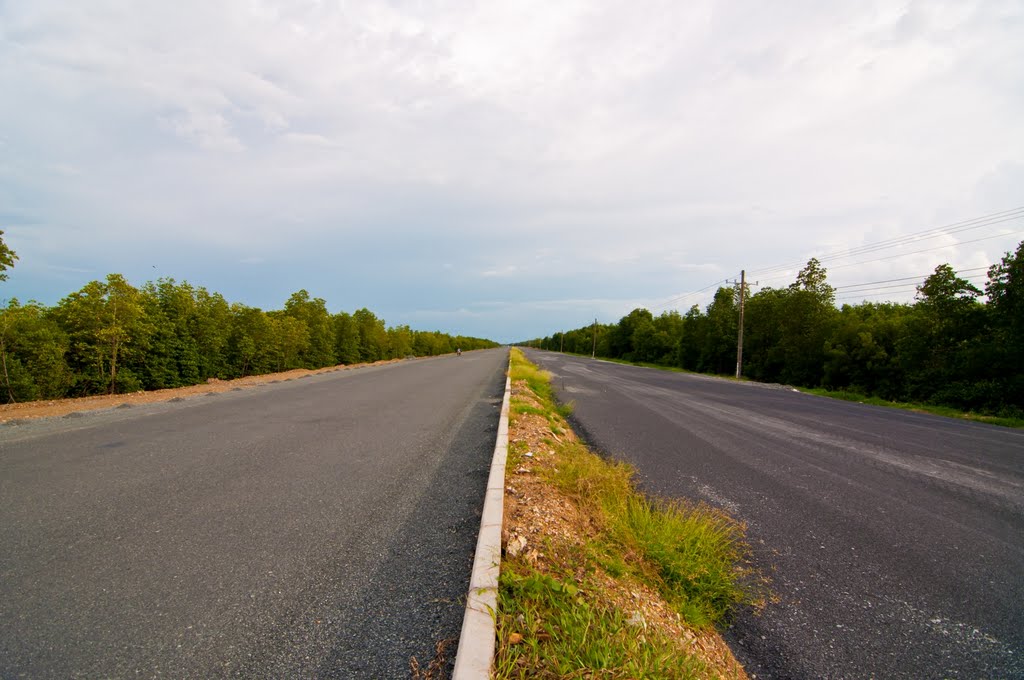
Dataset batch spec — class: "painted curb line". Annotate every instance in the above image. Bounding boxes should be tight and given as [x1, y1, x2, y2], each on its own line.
[451, 362, 511, 679]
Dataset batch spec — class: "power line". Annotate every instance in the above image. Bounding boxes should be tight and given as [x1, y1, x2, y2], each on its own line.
[835, 274, 989, 301]
[643, 207, 1021, 320]
[822, 229, 1023, 272]
[838, 278, 986, 296]
[833, 267, 989, 290]
[649, 277, 731, 312]
[835, 290, 918, 301]
[776, 214, 1020, 274]
[757, 229, 1024, 286]
[749, 207, 1024, 277]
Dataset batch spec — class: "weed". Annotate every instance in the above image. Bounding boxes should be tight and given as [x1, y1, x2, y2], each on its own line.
[547, 440, 755, 629]
[409, 637, 455, 679]
[511, 403, 547, 417]
[508, 438, 529, 468]
[509, 359, 554, 403]
[612, 495, 751, 628]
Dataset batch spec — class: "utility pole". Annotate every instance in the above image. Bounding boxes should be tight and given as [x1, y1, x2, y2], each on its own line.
[559, 332, 564, 353]
[736, 270, 746, 379]
[591, 318, 597, 358]
[729, 270, 757, 379]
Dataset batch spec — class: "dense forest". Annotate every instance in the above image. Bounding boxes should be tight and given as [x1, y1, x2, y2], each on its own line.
[0, 236, 498, 402]
[526, 241, 1024, 418]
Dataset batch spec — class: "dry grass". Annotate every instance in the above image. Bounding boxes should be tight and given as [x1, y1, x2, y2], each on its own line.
[410, 637, 456, 679]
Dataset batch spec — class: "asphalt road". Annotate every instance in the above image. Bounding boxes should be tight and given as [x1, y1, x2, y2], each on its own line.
[523, 349, 1024, 680]
[0, 348, 509, 678]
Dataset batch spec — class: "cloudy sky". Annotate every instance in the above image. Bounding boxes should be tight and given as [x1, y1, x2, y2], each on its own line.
[2, 0, 1022, 342]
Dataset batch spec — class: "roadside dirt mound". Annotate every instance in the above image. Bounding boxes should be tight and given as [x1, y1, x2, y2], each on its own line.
[0, 359, 405, 423]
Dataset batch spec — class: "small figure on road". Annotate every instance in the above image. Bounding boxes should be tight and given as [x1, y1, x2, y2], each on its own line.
[456, 348, 462, 356]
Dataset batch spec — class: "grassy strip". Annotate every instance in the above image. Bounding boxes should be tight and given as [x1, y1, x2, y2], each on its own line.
[496, 349, 758, 678]
[799, 387, 1024, 429]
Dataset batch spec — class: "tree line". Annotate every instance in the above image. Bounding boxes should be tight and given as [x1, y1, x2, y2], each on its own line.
[0, 269, 498, 402]
[526, 241, 1024, 418]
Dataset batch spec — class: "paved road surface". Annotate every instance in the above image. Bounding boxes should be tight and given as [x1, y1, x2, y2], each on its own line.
[0, 348, 509, 678]
[524, 349, 1024, 680]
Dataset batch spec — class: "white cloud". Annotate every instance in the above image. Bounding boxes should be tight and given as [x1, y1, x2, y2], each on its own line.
[162, 110, 245, 152]
[1, 0, 1022, 340]
[480, 265, 520, 278]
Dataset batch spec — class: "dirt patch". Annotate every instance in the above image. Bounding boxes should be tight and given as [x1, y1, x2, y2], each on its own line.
[0, 359, 406, 423]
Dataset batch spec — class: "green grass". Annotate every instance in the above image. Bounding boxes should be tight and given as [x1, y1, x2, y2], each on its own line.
[509, 356, 554, 402]
[506, 437, 530, 469]
[801, 387, 1024, 429]
[495, 564, 706, 679]
[511, 403, 547, 417]
[547, 439, 754, 630]
[495, 349, 758, 678]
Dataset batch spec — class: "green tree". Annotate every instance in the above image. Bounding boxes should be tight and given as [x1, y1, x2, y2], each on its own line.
[266, 312, 309, 371]
[742, 287, 789, 382]
[388, 324, 414, 358]
[333, 312, 360, 364]
[225, 304, 274, 377]
[899, 264, 985, 407]
[987, 241, 1024, 323]
[193, 287, 231, 379]
[675, 305, 703, 370]
[0, 230, 17, 282]
[985, 241, 1024, 412]
[55, 274, 148, 394]
[0, 300, 72, 401]
[136, 279, 198, 388]
[776, 259, 838, 386]
[284, 290, 335, 368]
[698, 287, 739, 374]
[609, 308, 654, 360]
[823, 303, 908, 398]
[789, 257, 834, 304]
[916, 264, 981, 317]
[353, 308, 388, 362]
[413, 330, 451, 356]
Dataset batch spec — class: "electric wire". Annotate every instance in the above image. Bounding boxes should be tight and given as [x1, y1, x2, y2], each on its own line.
[834, 274, 988, 301]
[649, 277, 731, 312]
[753, 211, 1022, 277]
[833, 267, 989, 290]
[647, 208, 1020, 317]
[756, 229, 1024, 286]
[748, 207, 1024, 278]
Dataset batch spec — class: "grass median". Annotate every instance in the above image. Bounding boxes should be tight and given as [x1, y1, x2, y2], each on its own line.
[494, 349, 763, 679]
[798, 386, 1024, 428]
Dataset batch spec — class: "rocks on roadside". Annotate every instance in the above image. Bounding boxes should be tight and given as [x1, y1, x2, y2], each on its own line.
[506, 534, 528, 557]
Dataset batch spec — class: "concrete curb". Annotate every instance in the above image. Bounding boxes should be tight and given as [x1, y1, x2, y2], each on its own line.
[451, 362, 511, 679]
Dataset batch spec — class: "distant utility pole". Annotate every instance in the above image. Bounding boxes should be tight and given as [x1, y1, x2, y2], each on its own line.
[729, 270, 758, 379]
[591, 318, 597, 358]
[560, 332, 564, 353]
